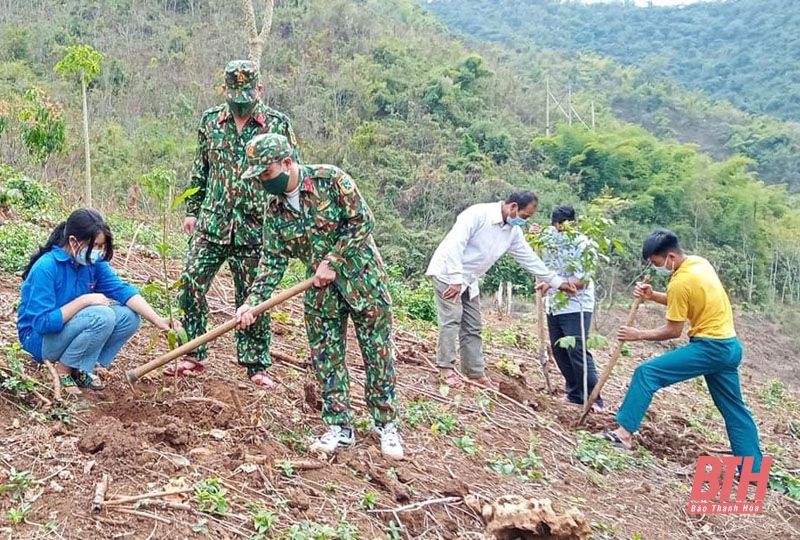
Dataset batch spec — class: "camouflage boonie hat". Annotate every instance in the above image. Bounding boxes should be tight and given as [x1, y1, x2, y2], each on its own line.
[224, 60, 260, 103]
[242, 133, 293, 179]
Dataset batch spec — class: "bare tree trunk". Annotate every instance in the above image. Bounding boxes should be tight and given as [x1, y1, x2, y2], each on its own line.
[81, 76, 92, 207]
[242, 0, 274, 70]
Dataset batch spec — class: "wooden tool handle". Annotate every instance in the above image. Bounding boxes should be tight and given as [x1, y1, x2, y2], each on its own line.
[536, 289, 546, 353]
[577, 275, 651, 425]
[125, 278, 315, 385]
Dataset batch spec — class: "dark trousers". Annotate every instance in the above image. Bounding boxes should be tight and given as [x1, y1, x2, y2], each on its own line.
[547, 311, 603, 406]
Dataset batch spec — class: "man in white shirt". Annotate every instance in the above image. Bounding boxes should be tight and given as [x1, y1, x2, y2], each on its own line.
[426, 191, 576, 388]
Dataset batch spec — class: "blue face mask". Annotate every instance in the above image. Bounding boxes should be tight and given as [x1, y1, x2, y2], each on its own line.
[75, 246, 103, 266]
[508, 207, 528, 227]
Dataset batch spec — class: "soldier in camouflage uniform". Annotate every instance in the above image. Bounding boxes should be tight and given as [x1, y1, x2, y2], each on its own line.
[235, 133, 403, 460]
[174, 60, 299, 388]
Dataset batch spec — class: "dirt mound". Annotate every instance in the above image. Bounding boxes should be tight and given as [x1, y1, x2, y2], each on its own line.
[78, 416, 140, 458]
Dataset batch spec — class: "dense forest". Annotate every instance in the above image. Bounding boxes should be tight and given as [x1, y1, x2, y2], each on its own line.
[425, 0, 800, 121]
[0, 0, 799, 315]
[424, 0, 800, 190]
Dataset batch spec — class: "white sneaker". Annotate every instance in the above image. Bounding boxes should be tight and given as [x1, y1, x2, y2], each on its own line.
[309, 425, 354, 454]
[375, 423, 404, 460]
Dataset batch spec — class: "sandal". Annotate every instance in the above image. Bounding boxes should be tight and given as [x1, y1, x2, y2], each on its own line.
[59, 374, 82, 396]
[250, 371, 277, 389]
[75, 371, 106, 391]
[601, 431, 634, 450]
[438, 370, 465, 389]
[163, 357, 205, 377]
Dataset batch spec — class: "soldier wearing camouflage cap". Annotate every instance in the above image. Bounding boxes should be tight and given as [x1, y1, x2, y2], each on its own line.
[236, 133, 403, 460]
[174, 60, 299, 388]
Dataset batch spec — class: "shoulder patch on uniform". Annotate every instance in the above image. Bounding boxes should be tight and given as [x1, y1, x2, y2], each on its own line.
[337, 174, 356, 195]
[264, 107, 291, 122]
[312, 164, 338, 179]
[201, 104, 225, 119]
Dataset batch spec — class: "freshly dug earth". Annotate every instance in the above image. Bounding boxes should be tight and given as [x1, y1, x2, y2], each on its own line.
[0, 264, 798, 540]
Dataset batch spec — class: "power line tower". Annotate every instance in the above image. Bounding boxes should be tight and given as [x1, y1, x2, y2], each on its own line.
[545, 75, 595, 136]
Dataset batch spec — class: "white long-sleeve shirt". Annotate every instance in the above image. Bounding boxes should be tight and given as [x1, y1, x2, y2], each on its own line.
[426, 201, 564, 299]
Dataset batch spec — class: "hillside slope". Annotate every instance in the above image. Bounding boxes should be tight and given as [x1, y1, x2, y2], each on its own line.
[0, 246, 798, 539]
[424, 0, 800, 122]
[423, 0, 800, 191]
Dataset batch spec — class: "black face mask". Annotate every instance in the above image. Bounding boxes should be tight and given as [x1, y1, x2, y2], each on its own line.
[227, 99, 256, 118]
[263, 170, 291, 195]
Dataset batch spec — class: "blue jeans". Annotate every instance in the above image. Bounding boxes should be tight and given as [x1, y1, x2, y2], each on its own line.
[616, 337, 762, 472]
[42, 305, 140, 374]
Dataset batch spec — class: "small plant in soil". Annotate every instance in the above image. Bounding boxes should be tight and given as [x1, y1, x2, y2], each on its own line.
[192, 519, 209, 533]
[248, 504, 278, 537]
[353, 416, 371, 432]
[769, 464, 800, 500]
[279, 427, 311, 452]
[487, 435, 543, 481]
[402, 399, 437, 428]
[573, 431, 634, 473]
[476, 390, 494, 411]
[139, 168, 194, 348]
[686, 415, 724, 444]
[0, 344, 37, 398]
[1, 468, 36, 500]
[386, 520, 403, 540]
[285, 520, 360, 540]
[757, 379, 794, 412]
[44, 404, 74, 424]
[590, 520, 619, 539]
[431, 412, 458, 435]
[452, 433, 479, 456]
[193, 478, 229, 516]
[5, 502, 31, 525]
[277, 460, 296, 478]
[360, 491, 378, 510]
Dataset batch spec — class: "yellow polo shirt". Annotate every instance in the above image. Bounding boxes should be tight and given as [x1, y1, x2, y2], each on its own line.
[666, 256, 736, 339]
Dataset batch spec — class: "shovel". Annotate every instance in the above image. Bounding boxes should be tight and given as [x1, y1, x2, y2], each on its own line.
[536, 289, 553, 394]
[577, 275, 650, 425]
[125, 278, 314, 386]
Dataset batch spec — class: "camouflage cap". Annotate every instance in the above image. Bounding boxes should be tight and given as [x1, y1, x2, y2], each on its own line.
[224, 60, 260, 103]
[242, 133, 294, 179]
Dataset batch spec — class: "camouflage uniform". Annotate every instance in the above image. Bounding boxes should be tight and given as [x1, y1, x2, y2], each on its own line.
[180, 60, 298, 375]
[242, 134, 397, 427]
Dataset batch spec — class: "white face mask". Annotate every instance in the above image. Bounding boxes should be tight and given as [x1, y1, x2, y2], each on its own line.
[653, 257, 674, 276]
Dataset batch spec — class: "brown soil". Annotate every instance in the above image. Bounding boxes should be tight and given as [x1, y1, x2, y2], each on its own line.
[0, 261, 798, 540]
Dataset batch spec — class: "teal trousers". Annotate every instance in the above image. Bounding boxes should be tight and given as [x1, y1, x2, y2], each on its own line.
[616, 337, 763, 472]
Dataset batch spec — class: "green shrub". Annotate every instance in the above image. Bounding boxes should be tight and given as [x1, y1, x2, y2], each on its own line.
[0, 222, 47, 273]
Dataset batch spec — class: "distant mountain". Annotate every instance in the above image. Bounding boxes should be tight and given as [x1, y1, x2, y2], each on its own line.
[425, 0, 800, 122]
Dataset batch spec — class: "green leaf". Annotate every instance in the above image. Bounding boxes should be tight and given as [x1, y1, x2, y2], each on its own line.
[556, 336, 576, 349]
[167, 330, 177, 351]
[176, 327, 189, 345]
[172, 186, 200, 210]
[586, 334, 610, 350]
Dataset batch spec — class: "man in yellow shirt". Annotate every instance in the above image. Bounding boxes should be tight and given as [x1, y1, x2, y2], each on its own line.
[603, 230, 762, 472]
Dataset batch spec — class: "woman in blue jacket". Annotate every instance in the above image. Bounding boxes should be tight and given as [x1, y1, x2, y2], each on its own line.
[17, 208, 178, 395]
